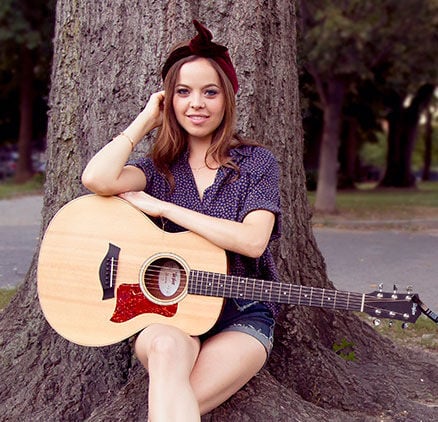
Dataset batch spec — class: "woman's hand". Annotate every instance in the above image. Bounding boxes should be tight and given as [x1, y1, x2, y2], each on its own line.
[120, 190, 275, 258]
[119, 191, 167, 217]
[141, 90, 165, 130]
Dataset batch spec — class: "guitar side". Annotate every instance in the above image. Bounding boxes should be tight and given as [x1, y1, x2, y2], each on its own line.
[37, 195, 226, 347]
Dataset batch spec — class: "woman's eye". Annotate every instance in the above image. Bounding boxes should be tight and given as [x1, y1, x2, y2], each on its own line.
[176, 88, 189, 95]
[205, 89, 218, 97]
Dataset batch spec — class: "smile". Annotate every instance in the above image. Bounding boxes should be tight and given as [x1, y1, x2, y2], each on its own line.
[186, 115, 210, 124]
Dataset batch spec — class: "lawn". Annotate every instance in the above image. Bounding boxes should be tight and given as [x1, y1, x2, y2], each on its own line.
[308, 182, 438, 226]
[0, 174, 44, 199]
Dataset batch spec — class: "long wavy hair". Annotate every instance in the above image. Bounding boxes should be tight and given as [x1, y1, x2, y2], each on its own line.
[151, 51, 253, 187]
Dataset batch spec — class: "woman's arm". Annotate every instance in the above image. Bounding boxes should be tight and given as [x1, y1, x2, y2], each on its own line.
[119, 191, 275, 258]
[82, 91, 165, 195]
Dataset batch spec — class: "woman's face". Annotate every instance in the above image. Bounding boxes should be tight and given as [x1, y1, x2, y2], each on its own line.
[172, 58, 226, 144]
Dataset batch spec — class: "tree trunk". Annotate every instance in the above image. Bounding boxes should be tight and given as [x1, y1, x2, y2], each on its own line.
[14, 46, 34, 183]
[422, 106, 433, 181]
[1, 1, 437, 421]
[379, 84, 435, 188]
[338, 117, 358, 189]
[314, 78, 346, 213]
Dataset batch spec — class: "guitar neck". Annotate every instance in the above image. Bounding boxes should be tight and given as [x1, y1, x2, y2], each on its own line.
[189, 270, 364, 312]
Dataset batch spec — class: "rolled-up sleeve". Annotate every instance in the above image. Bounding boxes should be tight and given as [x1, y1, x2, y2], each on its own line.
[240, 150, 281, 241]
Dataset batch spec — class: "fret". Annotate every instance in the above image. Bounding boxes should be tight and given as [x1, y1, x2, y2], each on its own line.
[280, 284, 291, 303]
[276, 281, 282, 303]
[190, 271, 363, 313]
[238, 277, 246, 299]
[189, 270, 197, 295]
[212, 272, 217, 297]
[204, 272, 212, 295]
[289, 285, 300, 305]
[223, 274, 230, 297]
[299, 286, 310, 306]
[200, 271, 207, 295]
[321, 289, 337, 309]
[218, 273, 225, 296]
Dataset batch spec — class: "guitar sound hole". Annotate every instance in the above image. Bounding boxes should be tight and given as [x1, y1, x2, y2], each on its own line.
[142, 257, 187, 305]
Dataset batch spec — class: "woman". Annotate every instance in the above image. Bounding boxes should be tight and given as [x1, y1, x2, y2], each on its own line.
[82, 20, 281, 421]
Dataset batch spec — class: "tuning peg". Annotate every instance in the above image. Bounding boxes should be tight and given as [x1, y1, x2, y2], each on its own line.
[388, 320, 393, 328]
[402, 322, 409, 330]
[377, 283, 383, 298]
[406, 286, 413, 298]
[392, 284, 398, 299]
[373, 319, 381, 327]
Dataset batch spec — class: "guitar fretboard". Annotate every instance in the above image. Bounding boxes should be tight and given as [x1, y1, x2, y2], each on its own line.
[189, 270, 364, 312]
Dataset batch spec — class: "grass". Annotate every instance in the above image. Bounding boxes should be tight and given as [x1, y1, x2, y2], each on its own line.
[0, 174, 44, 199]
[309, 181, 438, 226]
[0, 288, 17, 310]
[361, 313, 438, 351]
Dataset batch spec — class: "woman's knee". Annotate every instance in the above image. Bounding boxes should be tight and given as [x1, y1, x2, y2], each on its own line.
[135, 324, 199, 369]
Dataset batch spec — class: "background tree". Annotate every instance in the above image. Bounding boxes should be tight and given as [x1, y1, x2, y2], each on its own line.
[421, 101, 436, 181]
[1, 1, 437, 421]
[299, 0, 438, 212]
[0, 0, 55, 182]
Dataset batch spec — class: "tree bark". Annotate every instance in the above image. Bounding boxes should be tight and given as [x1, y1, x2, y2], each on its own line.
[379, 84, 435, 188]
[1, 1, 437, 421]
[314, 77, 346, 213]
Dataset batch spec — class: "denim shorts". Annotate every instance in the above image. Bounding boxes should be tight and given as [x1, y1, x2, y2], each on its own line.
[199, 299, 275, 358]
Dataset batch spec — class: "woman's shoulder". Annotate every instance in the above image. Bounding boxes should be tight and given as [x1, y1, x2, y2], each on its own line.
[231, 144, 278, 168]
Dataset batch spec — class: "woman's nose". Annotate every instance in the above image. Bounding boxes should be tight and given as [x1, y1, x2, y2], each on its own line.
[190, 93, 205, 109]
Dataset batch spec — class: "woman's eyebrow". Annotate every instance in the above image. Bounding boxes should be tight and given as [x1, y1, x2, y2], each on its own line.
[175, 83, 221, 89]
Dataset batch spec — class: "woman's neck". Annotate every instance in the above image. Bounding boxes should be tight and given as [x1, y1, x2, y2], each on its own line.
[187, 137, 213, 167]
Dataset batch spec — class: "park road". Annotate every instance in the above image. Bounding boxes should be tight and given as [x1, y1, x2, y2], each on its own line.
[0, 195, 437, 312]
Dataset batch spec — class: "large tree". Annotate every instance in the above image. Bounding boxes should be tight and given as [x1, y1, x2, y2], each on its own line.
[1, 1, 437, 420]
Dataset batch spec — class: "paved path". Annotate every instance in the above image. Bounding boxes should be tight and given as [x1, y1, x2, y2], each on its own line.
[0, 196, 43, 289]
[314, 228, 438, 311]
[1, 195, 437, 312]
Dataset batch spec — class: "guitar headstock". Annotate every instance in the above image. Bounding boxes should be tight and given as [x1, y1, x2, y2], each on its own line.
[363, 284, 422, 324]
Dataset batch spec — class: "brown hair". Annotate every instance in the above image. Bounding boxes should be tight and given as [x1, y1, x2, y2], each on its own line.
[152, 53, 252, 187]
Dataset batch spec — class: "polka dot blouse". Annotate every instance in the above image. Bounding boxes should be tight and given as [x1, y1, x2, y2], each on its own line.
[129, 144, 282, 317]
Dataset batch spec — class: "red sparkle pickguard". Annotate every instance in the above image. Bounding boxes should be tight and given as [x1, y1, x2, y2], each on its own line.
[110, 283, 178, 323]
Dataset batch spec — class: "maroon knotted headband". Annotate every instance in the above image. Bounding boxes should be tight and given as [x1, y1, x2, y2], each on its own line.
[161, 20, 239, 94]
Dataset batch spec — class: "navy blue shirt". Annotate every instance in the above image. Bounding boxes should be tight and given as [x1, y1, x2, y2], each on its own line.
[129, 144, 282, 317]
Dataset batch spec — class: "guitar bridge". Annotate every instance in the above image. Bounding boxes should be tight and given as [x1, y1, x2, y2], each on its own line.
[99, 243, 120, 300]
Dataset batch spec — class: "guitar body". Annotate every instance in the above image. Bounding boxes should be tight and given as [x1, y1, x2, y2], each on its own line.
[37, 195, 226, 347]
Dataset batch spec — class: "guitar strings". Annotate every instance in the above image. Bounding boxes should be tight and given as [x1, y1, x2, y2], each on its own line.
[100, 260, 411, 318]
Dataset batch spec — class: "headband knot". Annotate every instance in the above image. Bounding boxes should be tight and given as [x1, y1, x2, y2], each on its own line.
[162, 20, 239, 94]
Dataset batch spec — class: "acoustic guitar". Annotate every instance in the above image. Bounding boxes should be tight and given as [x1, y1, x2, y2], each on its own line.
[37, 195, 433, 347]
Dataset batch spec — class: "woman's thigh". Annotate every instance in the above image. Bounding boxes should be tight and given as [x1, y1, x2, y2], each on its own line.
[190, 330, 267, 415]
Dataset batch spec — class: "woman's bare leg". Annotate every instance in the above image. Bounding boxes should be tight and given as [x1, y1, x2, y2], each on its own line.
[135, 324, 201, 422]
[190, 331, 267, 415]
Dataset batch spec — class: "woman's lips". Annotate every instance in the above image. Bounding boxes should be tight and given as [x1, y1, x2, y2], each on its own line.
[187, 114, 209, 124]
